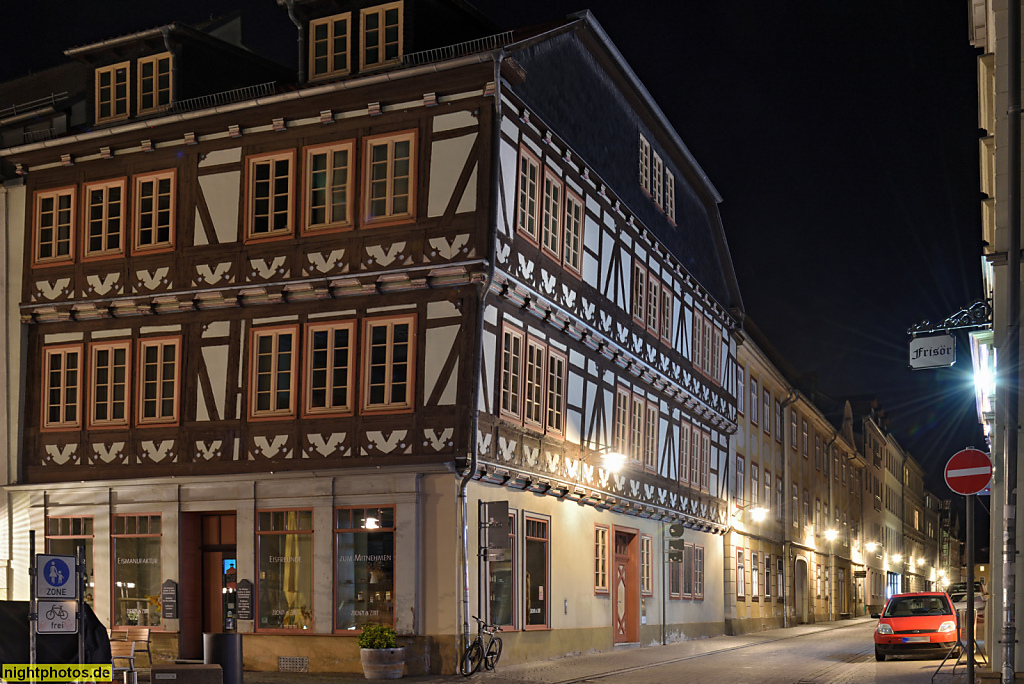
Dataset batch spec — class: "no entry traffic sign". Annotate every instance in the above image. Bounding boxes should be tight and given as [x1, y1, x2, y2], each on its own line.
[945, 448, 993, 496]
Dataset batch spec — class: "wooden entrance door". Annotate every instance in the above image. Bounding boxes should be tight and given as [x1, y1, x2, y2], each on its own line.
[611, 529, 639, 644]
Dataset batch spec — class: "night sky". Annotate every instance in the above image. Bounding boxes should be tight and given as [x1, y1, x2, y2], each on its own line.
[0, 2, 987, 502]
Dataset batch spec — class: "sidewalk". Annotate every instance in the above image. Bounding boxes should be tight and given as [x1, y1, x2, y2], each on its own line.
[168, 617, 874, 683]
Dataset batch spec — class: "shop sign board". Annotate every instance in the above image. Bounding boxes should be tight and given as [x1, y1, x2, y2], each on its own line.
[909, 334, 955, 370]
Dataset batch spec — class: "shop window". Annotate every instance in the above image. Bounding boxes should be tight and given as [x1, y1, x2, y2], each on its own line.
[246, 152, 294, 240]
[46, 516, 94, 607]
[305, 321, 354, 415]
[488, 514, 516, 628]
[90, 341, 130, 428]
[304, 141, 354, 231]
[133, 170, 175, 252]
[95, 62, 129, 123]
[524, 516, 548, 629]
[516, 147, 540, 242]
[360, 2, 403, 70]
[34, 187, 75, 265]
[138, 338, 180, 425]
[250, 327, 298, 419]
[258, 510, 313, 631]
[310, 13, 351, 80]
[43, 345, 81, 430]
[83, 179, 125, 259]
[595, 525, 609, 594]
[363, 131, 415, 224]
[335, 506, 394, 631]
[112, 514, 161, 628]
[137, 53, 171, 115]
[362, 315, 415, 412]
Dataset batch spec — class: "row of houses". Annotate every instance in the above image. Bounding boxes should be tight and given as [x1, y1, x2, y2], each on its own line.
[0, 0, 964, 674]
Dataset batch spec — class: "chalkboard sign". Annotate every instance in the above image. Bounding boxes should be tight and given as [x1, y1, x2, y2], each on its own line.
[236, 579, 253, 621]
[161, 579, 178, 620]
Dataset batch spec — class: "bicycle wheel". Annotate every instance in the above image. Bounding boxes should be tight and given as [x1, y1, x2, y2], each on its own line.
[484, 636, 503, 670]
[460, 641, 484, 676]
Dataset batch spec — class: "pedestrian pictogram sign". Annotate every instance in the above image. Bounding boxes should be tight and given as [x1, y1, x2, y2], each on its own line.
[944, 449, 993, 496]
[36, 554, 76, 599]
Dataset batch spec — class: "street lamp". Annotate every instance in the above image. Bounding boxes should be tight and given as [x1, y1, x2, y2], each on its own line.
[825, 529, 838, 621]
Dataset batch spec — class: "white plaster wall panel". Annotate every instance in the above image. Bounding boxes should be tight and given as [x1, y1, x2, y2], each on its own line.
[92, 329, 131, 339]
[198, 172, 241, 245]
[256, 476, 332, 505]
[424, 324, 460, 406]
[565, 175, 583, 197]
[432, 110, 478, 133]
[567, 366, 585, 408]
[457, 166, 478, 215]
[140, 324, 180, 334]
[499, 114, 520, 142]
[522, 135, 542, 158]
[498, 139, 518, 236]
[427, 301, 459, 320]
[43, 332, 84, 343]
[566, 408, 582, 445]
[600, 230, 615, 303]
[199, 345, 229, 422]
[481, 329, 495, 413]
[428, 133, 477, 218]
[484, 304, 498, 326]
[203, 321, 231, 339]
[543, 155, 563, 177]
[199, 147, 242, 167]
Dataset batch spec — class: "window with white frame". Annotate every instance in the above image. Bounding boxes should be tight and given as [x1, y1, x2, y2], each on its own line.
[694, 545, 704, 599]
[652, 152, 663, 207]
[595, 525, 609, 593]
[763, 389, 771, 435]
[764, 553, 771, 598]
[632, 262, 647, 324]
[362, 315, 415, 412]
[614, 387, 630, 455]
[660, 288, 673, 343]
[764, 471, 771, 514]
[682, 543, 694, 598]
[775, 399, 783, 441]
[736, 456, 745, 503]
[500, 327, 523, 419]
[777, 474, 783, 521]
[751, 552, 759, 598]
[750, 377, 758, 425]
[644, 402, 658, 470]
[777, 557, 784, 598]
[737, 367, 745, 414]
[641, 535, 653, 595]
[360, 2, 403, 70]
[791, 412, 798, 449]
[364, 131, 415, 224]
[646, 276, 660, 332]
[700, 431, 710, 490]
[802, 419, 809, 457]
[665, 168, 676, 222]
[690, 426, 702, 486]
[310, 13, 351, 80]
[792, 484, 798, 526]
[736, 548, 746, 599]
[751, 463, 759, 506]
[630, 395, 645, 463]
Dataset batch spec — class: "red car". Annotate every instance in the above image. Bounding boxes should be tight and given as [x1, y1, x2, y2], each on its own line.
[873, 592, 959, 661]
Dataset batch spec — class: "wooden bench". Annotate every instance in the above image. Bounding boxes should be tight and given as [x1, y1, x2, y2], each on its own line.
[150, 663, 223, 683]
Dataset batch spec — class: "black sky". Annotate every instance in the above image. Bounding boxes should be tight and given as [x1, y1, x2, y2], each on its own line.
[0, 1, 987, 497]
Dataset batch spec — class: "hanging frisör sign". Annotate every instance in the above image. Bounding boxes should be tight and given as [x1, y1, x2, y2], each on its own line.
[909, 334, 956, 370]
[944, 448, 993, 496]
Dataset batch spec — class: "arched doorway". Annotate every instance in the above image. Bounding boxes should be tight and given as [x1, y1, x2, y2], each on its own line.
[795, 558, 809, 624]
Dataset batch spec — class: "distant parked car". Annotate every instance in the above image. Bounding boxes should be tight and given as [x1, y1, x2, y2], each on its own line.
[873, 592, 959, 661]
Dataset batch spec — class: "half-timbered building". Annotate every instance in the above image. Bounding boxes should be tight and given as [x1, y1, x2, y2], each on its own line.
[0, 2, 743, 674]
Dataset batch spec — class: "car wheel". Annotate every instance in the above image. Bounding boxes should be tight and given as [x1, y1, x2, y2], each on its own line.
[875, 647, 885, 662]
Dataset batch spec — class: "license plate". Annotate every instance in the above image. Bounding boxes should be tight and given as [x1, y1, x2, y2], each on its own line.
[903, 636, 929, 643]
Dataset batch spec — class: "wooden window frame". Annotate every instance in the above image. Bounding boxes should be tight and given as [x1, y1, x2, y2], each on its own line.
[594, 525, 609, 594]
[632, 262, 647, 326]
[516, 146, 540, 243]
[700, 431, 710, 491]
[640, 535, 653, 596]
[775, 399, 783, 442]
[763, 388, 771, 436]
[137, 52, 171, 115]
[689, 426, 701, 486]
[523, 338, 546, 430]
[749, 376, 759, 425]
[540, 171, 562, 260]
[639, 133, 651, 193]
[679, 421, 691, 485]
[246, 151, 295, 242]
[562, 191, 583, 277]
[303, 140, 354, 233]
[42, 344, 82, 431]
[249, 325, 299, 420]
[652, 151, 663, 207]
[614, 386, 630, 456]
[736, 548, 746, 599]
[545, 347, 566, 437]
[665, 168, 676, 223]
[737, 367, 745, 414]
[82, 178, 126, 260]
[736, 456, 745, 503]
[309, 12, 352, 81]
[500, 325, 524, 422]
[89, 340, 131, 429]
[137, 336, 181, 426]
[643, 401, 658, 472]
[692, 310, 704, 372]
[523, 515, 550, 630]
[133, 169, 176, 254]
[362, 130, 416, 226]
[630, 394, 645, 464]
[646, 275, 660, 333]
[681, 543, 693, 599]
[361, 314, 416, 414]
[751, 551, 760, 600]
[304, 320, 356, 416]
[693, 545, 705, 600]
[33, 186, 76, 266]
[95, 61, 130, 124]
[660, 288, 673, 345]
[360, 1, 404, 71]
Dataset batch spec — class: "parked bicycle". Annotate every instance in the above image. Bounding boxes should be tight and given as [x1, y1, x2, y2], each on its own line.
[460, 615, 502, 676]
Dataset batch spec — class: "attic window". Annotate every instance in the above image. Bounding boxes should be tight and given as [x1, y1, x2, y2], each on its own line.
[95, 61, 130, 123]
[361, 2, 403, 70]
[138, 53, 172, 115]
[638, 134, 651, 194]
[666, 169, 676, 223]
[310, 12, 351, 80]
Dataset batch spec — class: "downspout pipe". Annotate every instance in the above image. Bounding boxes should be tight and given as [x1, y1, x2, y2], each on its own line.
[458, 50, 503, 660]
[780, 390, 799, 628]
[284, 0, 307, 85]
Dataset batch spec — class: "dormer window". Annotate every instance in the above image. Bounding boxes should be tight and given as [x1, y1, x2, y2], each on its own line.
[360, 2, 403, 70]
[138, 53, 171, 115]
[310, 13, 352, 80]
[95, 61, 130, 123]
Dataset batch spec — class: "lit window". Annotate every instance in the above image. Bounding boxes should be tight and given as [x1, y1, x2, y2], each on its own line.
[90, 341, 130, 427]
[112, 514, 162, 628]
[46, 517, 94, 608]
[364, 131, 415, 224]
[137, 53, 171, 115]
[362, 316, 415, 412]
[516, 148, 540, 241]
[524, 517, 549, 628]
[95, 62, 129, 123]
[83, 179, 125, 258]
[541, 173, 562, 258]
[310, 13, 351, 80]
[43, 345, 81, 430]
[360, 2, 403, 70]
[138, 338, 179, 425]
[34, 187, 75, 264]
[258, 510, 313, 631]
[563, 192, 583, 275]
[305, 141, 353, 231]
[500, 327, 523, 420]
[134, 170, 176, 252]
[305, 321, 354, 414]
[595, 526, 609, 593]
[250, 327, 298, 418]
[247, 152, 294, 240]
[335, 506, 393, 631]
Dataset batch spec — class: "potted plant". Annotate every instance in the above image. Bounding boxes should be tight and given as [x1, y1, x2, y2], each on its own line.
[358, 624, 405, 680]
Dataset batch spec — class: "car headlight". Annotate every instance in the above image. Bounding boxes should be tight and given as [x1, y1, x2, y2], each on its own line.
[877, 623, 893, 634]
[938, 621, 957, 633]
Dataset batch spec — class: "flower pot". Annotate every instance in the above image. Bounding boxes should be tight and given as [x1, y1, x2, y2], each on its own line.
[360, 647, 405, 680]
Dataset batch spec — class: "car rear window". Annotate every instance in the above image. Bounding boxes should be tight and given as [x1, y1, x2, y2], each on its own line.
[883, 595, 952, 617]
